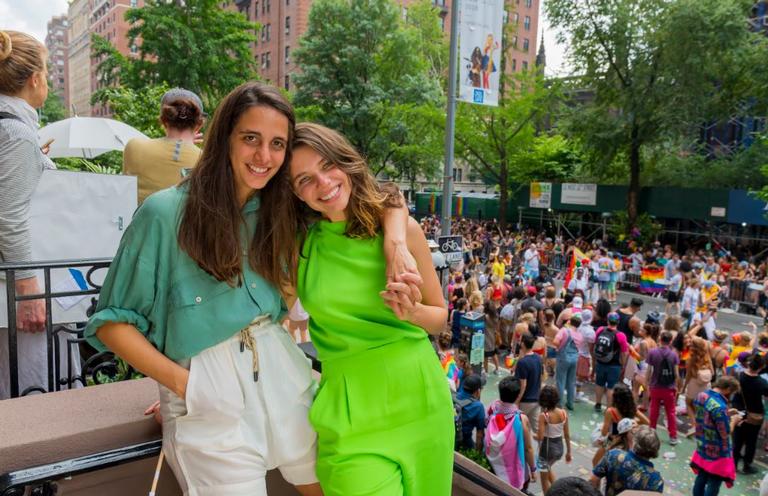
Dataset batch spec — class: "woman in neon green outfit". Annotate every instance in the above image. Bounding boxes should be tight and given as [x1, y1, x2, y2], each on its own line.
[264, 122, 454, 495]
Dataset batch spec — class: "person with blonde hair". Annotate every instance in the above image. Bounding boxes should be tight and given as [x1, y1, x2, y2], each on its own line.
[468, 289, 484, 313]
[0, 30, 59, 399]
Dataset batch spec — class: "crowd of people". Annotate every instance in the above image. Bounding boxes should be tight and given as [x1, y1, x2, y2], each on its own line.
[420, 214, 768, 317]
[428, 217, 768, 496]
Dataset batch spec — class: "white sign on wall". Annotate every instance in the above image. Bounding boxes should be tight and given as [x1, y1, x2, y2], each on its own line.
[561, 183, 598, 206]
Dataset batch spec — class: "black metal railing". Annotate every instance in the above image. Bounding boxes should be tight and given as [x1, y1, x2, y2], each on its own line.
[1, 258, 122, 398]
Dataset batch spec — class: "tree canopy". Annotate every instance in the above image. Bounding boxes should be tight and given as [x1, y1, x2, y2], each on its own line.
[546, 0, 768, 226]
[292, 0, 444, 181]
[93, 0, 258, 108]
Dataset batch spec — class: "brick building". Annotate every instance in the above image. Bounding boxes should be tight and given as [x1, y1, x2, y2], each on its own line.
[45, 15, 69, 109]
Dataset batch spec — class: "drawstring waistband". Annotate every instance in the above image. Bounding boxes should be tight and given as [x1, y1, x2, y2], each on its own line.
[238, 316, 273, 382]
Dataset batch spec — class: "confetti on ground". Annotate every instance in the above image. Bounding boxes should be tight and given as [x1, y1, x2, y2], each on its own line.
[663, 451, 677, 460]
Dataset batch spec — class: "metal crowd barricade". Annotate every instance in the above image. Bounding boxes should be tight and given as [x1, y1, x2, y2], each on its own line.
[724, 278, 762, 313]
[1, 258, 117, 398]
[619, 271, 642, 290]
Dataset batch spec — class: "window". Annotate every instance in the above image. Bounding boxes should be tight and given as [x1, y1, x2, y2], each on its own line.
[522, 60, 528, 71]
[524, 15, 531, 30]
[285, 16, 290, 36]
[402, 7, 408, 20]
[286, 0, 289, 5]
[285, 45, 290, 64]
[453, 168, 462, 182]
[441, 16, 446, 31]
[512, 12, 519, 23]
[266, 0, 270, 13]
[523, 38, 529, 51]
[130, 44, 138, 54]
[525, 0, 532, 7]
[512, 35, 518, 48]
[265, 52, 271, 69]
[284, 75, 290, 90]
[130, 0, 137, 7]
[511, 58, 517, 71]
[266, 23, 271, 41]
[261, 26, 266, 42]
[254, 1, 258, 16]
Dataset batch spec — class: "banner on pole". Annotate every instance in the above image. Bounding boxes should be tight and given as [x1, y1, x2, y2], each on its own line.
[529, 182, 552, 208]
[458, 0, 504, 107]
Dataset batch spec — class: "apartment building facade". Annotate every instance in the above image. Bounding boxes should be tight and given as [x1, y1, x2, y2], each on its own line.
[45, 16, 69, 107]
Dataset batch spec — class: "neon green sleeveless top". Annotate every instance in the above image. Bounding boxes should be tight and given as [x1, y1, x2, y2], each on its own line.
[296, 220, 428, 363]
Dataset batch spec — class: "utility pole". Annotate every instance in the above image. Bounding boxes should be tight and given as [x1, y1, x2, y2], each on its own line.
[440, 0, 460, 237]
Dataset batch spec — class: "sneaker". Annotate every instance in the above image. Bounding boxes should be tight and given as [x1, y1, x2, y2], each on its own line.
[594, 403, 602, 412]
[575, 392, 588, 403]
[742, 465, 758, 475]
[669, 438, 680, 446]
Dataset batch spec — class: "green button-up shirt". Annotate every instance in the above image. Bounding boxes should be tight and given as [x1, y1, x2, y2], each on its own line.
[85, 186, 286, 361]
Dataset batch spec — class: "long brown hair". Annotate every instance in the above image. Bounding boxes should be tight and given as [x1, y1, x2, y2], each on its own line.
[259, 122, 401, 291]
[688, 337, 713, 374]
[178, 82, 295, 285]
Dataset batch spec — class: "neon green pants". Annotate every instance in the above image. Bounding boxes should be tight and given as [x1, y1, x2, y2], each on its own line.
[309, 337, 455, 496]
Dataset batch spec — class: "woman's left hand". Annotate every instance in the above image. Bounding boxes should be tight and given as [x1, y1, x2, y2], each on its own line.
[384, 240, 423, 312]
[380, 281, 420, 321]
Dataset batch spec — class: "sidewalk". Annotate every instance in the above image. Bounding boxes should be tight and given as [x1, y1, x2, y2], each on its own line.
[478, 371, 767, 496]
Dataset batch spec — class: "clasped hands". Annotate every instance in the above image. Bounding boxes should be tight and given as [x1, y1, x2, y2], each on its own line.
[381, 239, 424, 322]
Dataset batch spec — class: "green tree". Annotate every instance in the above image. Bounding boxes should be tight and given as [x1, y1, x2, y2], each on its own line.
[93, 0, 258, 108]
[93, 84, 170, 138]
[547, 0, 768, 227]
[292, 0, 443, 176]
[40, 91, 67, 125]
[454, 72, 558, 228]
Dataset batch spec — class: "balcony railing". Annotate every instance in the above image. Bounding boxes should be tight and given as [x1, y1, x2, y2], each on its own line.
[2, 258, 120, 398]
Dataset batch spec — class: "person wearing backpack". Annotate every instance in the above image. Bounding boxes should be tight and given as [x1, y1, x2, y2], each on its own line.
[593, 312, 630, 411]
[553, 315, 583, 410]
[455, 374, 486, 451]
[645, 331, 681, 445]
[484, 376, 536, 491]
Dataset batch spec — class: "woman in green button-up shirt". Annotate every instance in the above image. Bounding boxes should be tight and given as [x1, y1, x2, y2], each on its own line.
[85, 83, 416, 496]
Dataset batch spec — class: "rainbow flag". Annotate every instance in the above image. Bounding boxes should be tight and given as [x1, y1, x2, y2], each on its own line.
[456, 196, 464, 217]
[563, 247, 588, 290]
[640, 266, 666, 294]
[441, 352, 459, 389]
[429, 194, 436, 214]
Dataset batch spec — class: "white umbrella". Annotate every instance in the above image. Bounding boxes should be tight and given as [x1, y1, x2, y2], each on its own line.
[38, 117, 149, 159]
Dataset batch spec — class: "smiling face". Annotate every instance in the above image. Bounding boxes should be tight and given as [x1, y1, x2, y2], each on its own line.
[290, 145, 352, 222]
[228, 105, 289, 206]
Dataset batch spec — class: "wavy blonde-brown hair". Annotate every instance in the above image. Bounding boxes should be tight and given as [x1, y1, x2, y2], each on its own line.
[262, 122, 401, 291]
[291, 122, 400, 238]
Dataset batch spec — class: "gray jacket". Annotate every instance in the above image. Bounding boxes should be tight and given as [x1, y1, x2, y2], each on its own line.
[0, 94, 55, 279]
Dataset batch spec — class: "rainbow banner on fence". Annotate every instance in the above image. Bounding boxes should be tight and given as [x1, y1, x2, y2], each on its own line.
[640, 266, 666, 294]
[429, 194, 436, 214]
[456, 196, 464, 217]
